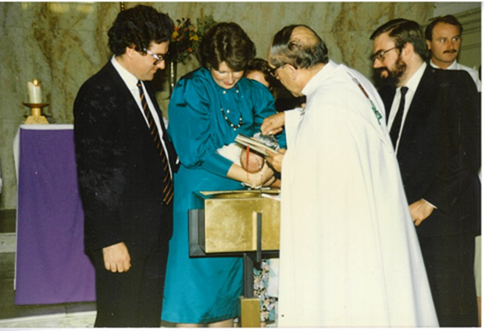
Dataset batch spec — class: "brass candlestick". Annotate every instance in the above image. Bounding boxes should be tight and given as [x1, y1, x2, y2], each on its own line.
[22, 102, 49, 124]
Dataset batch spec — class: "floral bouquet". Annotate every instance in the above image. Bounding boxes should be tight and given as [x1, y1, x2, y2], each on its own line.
[169, 15, 216, 64]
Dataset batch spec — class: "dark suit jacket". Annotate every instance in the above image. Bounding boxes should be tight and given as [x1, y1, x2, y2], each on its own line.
[379, 65, 481, 238]
[73, 61, 178, 254]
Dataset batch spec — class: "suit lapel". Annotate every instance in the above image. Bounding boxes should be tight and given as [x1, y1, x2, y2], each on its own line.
[104, 61, 178, 172]
[104, 62, 147, 127]
[397, 67, 435, 156]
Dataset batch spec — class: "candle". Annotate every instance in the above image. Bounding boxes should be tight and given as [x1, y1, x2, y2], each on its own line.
[27, 79, 42, 104]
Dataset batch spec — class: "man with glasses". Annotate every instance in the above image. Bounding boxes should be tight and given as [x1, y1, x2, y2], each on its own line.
[371, 18, 480, 327]
[261, 24, 437, 327]
[73, 5, 177, 327]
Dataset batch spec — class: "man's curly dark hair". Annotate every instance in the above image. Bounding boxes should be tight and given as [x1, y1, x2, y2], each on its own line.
[108, 5, 174, 56]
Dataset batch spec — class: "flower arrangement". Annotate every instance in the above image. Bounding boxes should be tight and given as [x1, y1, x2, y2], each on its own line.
[169, 14, 216, 64]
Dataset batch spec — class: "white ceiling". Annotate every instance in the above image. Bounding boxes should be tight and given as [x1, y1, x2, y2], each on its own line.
[433, 2, 481, 17]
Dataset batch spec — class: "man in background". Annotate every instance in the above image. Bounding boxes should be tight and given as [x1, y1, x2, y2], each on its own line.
[425, 14, 481, 91]
[371, 18, 480, 327]
[426, 15, 482, 324]
[73, 5, 177, 327]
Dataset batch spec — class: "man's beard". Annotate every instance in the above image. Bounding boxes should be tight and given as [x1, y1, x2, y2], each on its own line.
[375, 57, 407, 87]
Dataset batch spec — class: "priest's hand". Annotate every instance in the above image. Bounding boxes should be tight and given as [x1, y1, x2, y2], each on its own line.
[263, 175, 277, 187]
[102, 242, 131, 273]
[266, 148, 286, 173]
[261, 112, 285, 136]
[409, 199, 435, 226]
[270, 179, 281, 189]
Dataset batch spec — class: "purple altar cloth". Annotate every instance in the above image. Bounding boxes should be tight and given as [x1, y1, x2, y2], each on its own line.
[15, 126, 96, 305]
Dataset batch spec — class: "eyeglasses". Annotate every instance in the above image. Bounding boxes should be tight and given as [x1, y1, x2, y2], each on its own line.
[267, 64, 284, 78]
[143, 49, 168, 65]
[371, 47, 398, 62]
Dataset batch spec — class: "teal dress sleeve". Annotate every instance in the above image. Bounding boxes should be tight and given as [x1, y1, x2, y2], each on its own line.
[167, 70, 232, 177]
[168, 68, 285, 178]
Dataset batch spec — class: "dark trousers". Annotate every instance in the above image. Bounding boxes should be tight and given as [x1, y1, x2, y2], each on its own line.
[418, 232, 478, 327]
[91, 237, 169, 327]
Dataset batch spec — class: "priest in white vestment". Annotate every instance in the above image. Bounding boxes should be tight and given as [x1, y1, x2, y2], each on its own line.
[261, 25, 438, 327]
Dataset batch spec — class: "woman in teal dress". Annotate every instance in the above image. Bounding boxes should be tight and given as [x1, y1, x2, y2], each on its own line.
[162, 22, 284, 327]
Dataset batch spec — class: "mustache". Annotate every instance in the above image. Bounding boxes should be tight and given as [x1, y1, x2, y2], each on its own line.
[443, 49, 458, 54]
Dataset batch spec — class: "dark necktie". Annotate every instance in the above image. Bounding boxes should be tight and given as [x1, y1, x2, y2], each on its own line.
[389, 86, 409, 148]
[137, 81, 174, 205]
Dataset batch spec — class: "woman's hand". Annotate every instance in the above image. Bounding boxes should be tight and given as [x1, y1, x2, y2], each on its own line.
[266, 148, 286, 173]
[261, 112, 285, 136]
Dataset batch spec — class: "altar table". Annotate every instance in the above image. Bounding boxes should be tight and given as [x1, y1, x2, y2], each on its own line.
[14, 124, 96, 305]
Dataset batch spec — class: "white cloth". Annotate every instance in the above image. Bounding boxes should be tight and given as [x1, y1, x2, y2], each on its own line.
[430, 59, 481, 91]
[277, 60, 438, 327]
[217, 143, 243, 166]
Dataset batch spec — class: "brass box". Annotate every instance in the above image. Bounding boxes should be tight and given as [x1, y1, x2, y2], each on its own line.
[193, 190, 280, 254]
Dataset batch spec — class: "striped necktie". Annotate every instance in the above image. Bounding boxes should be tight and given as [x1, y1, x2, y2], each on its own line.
[137, 80, 174, 205]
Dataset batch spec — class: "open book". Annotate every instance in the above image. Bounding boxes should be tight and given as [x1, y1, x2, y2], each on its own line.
[235, 134, 280, 156]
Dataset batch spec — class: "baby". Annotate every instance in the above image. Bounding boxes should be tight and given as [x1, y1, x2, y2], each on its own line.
[218, 142, 265, 173]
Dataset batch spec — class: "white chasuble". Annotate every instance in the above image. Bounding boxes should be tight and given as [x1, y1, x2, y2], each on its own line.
[277, 61, 438, 327]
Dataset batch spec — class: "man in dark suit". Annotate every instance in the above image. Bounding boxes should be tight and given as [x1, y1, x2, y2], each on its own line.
[370, 19, 480, 327]
[73, 5, 177, 327]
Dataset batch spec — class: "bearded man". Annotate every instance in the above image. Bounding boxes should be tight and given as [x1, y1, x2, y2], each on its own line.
[370, 18, 480, 327]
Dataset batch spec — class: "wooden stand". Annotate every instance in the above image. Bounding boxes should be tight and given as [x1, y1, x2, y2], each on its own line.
[239, 296, 261, 327]
[189, 199, 280, 328]
[22, 102, 49, 124]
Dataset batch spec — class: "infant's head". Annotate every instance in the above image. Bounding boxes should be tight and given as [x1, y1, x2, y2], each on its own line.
[240, 149, 264, 173]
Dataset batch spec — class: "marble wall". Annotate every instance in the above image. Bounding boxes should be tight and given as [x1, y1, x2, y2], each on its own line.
[0, 1, 444, 210]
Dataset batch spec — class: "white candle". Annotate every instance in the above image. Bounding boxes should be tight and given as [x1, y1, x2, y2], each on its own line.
[27, 79, 42, 104]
